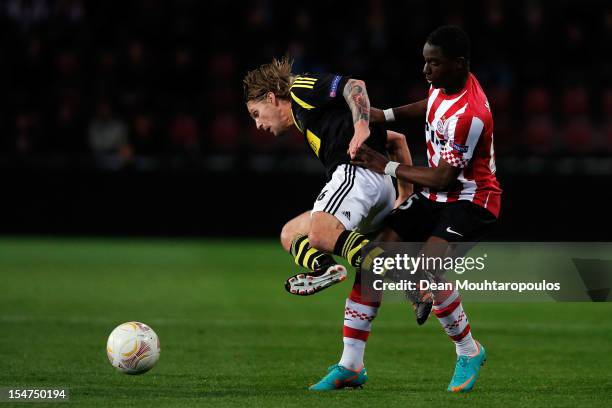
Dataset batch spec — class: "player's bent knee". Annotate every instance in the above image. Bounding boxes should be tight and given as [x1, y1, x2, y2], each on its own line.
[280, 223, 295, 252]
[280, 212, 312, 252]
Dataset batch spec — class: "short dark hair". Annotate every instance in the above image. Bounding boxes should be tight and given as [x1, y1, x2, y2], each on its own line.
[426, 25, 470, 61]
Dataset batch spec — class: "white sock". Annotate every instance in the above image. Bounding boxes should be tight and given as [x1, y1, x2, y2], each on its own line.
[433, 291, 478, 356]
[340, 298, 378, 370]
[455, 333, 478, 356]
[339, 337, 366, 371]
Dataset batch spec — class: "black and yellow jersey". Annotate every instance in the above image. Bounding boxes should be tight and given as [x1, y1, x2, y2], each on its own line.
[289, 73, 387, 178]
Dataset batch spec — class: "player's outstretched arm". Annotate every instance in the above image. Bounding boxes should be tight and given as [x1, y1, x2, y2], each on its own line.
[379, 99, 428, 123]
[352, 144, 460, 191]
[386, 131, 413, 207]
[370, 107, 385, 123]
[343, 78, 371, 158]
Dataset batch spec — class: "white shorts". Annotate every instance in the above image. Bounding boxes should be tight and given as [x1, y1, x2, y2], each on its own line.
[312, 164, 396, 234]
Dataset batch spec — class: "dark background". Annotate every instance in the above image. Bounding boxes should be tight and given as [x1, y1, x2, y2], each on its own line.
[1, 0, 610, 239]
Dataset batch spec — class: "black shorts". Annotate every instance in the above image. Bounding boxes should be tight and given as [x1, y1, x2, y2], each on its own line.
[385, 193, 497, 243]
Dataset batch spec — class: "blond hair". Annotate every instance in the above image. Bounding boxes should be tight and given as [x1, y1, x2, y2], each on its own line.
[243, 56, 294, 102]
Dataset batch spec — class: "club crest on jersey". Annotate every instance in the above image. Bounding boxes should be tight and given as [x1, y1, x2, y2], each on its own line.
[436, 116, 447, 135]
[329, 75, 342, 97]
[452, 142, 469, 153]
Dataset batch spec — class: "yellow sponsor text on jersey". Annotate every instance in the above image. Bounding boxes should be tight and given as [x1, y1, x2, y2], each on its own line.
[306, 130, 321, 157]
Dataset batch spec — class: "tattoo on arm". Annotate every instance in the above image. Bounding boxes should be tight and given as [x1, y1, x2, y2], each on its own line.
[343, 79, 370, 124]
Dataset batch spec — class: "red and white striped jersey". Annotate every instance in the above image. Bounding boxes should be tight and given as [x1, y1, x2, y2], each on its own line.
[421, 73, 502, 217]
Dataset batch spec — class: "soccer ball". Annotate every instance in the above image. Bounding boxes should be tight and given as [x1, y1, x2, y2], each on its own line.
[106, 321, 160, 374]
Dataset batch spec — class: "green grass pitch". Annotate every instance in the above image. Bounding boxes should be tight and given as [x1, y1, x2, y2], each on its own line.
[1, 238, 611, 407]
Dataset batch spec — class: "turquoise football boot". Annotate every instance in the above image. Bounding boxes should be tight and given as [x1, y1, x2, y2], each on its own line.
[447, 342, 486, 392]
[308, 364, 368, 390]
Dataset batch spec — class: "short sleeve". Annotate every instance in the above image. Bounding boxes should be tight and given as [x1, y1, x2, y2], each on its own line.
[439, 114, 484, 168]
[289, 73, 349, 110]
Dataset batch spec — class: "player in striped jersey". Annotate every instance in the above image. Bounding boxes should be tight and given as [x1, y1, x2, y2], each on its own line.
[352, 26, 500, 392]
[244, 58, 418, 390]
